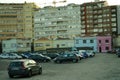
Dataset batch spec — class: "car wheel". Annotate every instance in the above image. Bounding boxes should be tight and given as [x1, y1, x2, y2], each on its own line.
[56, 60, 61, 63]
[28, 70, 32, 77]
[72, 59, 78, 63]
[38, 68, 42, 75]
[9, 74, 14, 78]
[43, 59, 47, 62]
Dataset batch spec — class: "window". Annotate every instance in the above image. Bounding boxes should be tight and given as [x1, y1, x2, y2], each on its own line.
[2, 44, 6, 48]
[105, 40, 109, 43]
[46, 43, 50, 46]
[35, 43, 43, 47]
[11, 43, 16, 47]
[90, 40, 94, 43]
[26, 43, 30, 47]
[106, 47, 109, 50]
[76, 40, 79, 44]
[83, 40, 86, 43]
[99, 40, 101, 43]
[61, 44, 65, 46]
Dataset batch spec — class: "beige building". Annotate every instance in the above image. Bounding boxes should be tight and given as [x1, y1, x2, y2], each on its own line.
[53, 39, 74, 48]
[34, 37, 53, 51]
[0, 2, 39, 40]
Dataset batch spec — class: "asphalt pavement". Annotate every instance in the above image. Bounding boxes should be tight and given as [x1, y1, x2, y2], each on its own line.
[0, 53, 120, 80]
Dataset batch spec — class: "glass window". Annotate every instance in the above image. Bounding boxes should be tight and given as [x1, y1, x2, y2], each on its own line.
[83, 40, 86, 43]
[105, 40, 109, 43]
[106, 47, 109, 50]
[76, 40, 79, 44]
[61, 44, 65, 46]
[99, 40, 101, 43]
[90, 40, 94, 43]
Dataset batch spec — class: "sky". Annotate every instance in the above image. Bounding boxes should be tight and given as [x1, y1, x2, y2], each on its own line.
[0, 0, 120, 7]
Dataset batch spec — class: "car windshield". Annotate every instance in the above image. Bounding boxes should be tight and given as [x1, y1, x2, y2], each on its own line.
[9, 62, 23, 67]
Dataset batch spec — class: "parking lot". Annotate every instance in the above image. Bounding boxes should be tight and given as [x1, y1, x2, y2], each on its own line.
[0, 53, 120, 80]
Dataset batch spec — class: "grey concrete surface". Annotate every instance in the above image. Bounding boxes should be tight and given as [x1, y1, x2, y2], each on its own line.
[0, 53, 120, 80]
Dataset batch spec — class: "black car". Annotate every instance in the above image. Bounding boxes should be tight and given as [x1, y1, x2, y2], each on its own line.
[43, 53, 59, 59]
[54, 53, 79, 63]
[117, 49, 120, 57]
[8, 59, 42, 78]
[29, 54, 51, 62]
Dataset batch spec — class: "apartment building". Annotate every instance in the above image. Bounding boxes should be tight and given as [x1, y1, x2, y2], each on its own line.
[80, 0, 117, 36]
[117, 5, 120, 35]
[34, 3, 81, 40]
[0, 2, 39, 40]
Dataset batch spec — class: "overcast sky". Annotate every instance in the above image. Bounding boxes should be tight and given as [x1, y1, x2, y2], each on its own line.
[0, 0, 120, 7]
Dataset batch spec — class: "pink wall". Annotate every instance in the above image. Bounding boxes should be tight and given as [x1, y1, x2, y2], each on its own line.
[97, 36, 112, 53]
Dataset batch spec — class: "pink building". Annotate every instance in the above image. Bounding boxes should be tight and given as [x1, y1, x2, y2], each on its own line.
[97, 36, 112, 53]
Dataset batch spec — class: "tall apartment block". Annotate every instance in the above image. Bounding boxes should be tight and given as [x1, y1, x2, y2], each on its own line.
[0, 2, 39, 40]
[80, 0, 117, 36]
[34, 3, 81, 40]
[117, 5, 120, 35]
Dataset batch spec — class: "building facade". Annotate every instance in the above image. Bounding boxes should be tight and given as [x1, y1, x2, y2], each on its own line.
[80, 1, 117, 36]
[34, 3, 81, 40]
[74, 37, 97, 52]
[34, 38, 53, 51]
[97, 36, 112, 52]
[0, 2, 38, 40]
[2, 39, 31, 53]
[53, 39, 74, 48]
[117, 5, 120, 35]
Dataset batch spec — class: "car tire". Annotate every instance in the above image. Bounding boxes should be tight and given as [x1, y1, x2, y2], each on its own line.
[38, 68, 42, 75]
[43, 59, 47, 62]
[56, 60, 61, 63]
[9, 74, 14, 78]
[72, 59, 78, 63]
[28, 70, 32, 77]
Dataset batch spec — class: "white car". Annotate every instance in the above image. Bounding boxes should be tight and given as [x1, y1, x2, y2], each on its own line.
[0, 53, 9, 59]
[72, 51, 83, 60]
[86, 50, 95, 57]
[8, 53, 22, 59]
[0, 53, 22, 59]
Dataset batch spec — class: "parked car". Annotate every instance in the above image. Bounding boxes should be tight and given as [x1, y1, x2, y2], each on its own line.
[79, 50, 88, 59]
[116, 49, 120, 57]
[29, 54, 51, 63]
[0, 53, 22, 59]
[43, 53, 59, 59]
[20, 52, 32, 59]
[86, 50, 95, 57]
[8, 53, 22, 59]
[54, 53, 79, 63]
[71, 51, 82, 60]
[8, 59, 42, 78]
[0, 53, 10, 59]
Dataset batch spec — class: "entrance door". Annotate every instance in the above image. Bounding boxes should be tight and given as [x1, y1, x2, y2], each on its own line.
[99, 47, 102, 52]
[57, 44, 59, 48]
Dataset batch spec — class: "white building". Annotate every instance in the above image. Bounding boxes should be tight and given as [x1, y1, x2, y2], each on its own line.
[34, 3, 81, 40]
[2, 39, 31, 53]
